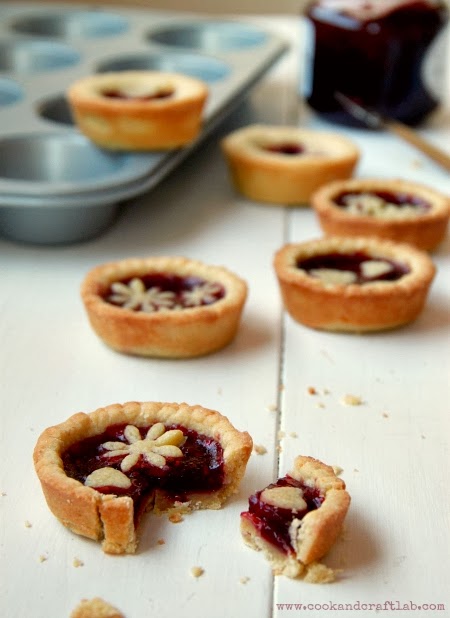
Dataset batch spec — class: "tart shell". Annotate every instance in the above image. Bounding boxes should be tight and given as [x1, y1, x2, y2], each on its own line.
[240, 456, 350, 579]
[67, 71, 208, 151]
[274, 236, 436, 332]
[221, 124, 359, 206]
[80, 256, 248, 358]
[311, 178, 450, 251]
[33, 401, 253, 554]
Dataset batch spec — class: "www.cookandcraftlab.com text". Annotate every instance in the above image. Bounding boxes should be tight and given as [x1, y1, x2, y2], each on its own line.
[276, 600, 446, 612]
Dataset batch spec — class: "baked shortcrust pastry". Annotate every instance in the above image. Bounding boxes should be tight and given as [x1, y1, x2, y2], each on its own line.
[34, 401, 253, 554]
[67, 71, 208, 150]
[274, 236, 436, 332]
[241, 456, 350, 580]
[311, 178, 450, 251]
[80, 256, 247, 358]
[221, 124, 359, 205]
[71, 597, 124, 618]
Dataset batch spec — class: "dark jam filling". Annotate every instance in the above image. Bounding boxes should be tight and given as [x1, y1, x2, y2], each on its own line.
[101, 88, 174, 101]
[241, 476, 324, 555]
[265, 143, 305, 155]
[297, 251, 410, 283]
[62, 423, 224, 517]
[336, 190, 431, 211]
[105, 273, 225, 309]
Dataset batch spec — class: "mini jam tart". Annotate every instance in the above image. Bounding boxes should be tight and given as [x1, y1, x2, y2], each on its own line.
[311, 178, 450, 251]
[220, 124, 359, 205]
[70, 597, 124, 618]
[274, 236, 436, 332]
[34, 401, 253, 554]
[80, 256, 248, 358]
[240, 456, 350, 580]
[67, 71, 208, 150]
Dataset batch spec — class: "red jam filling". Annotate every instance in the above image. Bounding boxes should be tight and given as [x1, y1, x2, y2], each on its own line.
[105, 273, 225, 311]
[241, 476, 324, 554]
[335, 190, 431, 211]
[101, 88, 174, 101]
[62, 423, 224, 514]
[297, 251, 410, 283]
[265, 143, 305, 155]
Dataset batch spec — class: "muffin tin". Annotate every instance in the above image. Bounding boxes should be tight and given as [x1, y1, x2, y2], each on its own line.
[0, 3, 288, 244]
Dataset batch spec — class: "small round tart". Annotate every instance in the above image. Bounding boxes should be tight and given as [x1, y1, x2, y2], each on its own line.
[240, 456, 350, 580]
[311, 178, 450, 251]
[220, 124, 359, 206]
[34, 401, 253, 554]
[67, 71, 208, 150]
[274, 236, 436, 332]
[80, 256, 248, 358]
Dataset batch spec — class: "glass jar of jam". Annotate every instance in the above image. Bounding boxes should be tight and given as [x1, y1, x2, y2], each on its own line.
[304, 0, 449, 126]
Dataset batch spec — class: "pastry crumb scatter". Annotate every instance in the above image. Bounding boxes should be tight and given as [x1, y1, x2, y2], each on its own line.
[1, 491, 7, 497]
[332, 466, 343, 476]
[168, 512, 183, 524]
[253, 444, 267, 455]
[266, 403, 278, 412]
[190, 566, 204, 578]
[307, 386, 317, 395]
[316, 402, 326, 409]
[304, 562, 338, 584]
[157, 538, 165, 546]
[70, 597, 124, 618]
[73, 557, 84, 568]
[341, 394, 363, 406]
[382, 411, 389, 418]
[289, 431, 298, 439]
[239, 576, 250, 584]
[39, 554, 48, 563]
[24, 520, 32, 528]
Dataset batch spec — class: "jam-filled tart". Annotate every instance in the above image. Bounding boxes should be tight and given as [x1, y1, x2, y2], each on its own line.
[34, 401, 253, 554]
[67, 71, 208, 150]
[311, 178, 450, 251]
[241, 456, 350, 580]
[80, 256, 247, 358]
[221, 124, 359, 205]
[274, 236, 436, 332]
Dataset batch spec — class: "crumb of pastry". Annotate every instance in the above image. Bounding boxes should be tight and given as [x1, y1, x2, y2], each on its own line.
[341, 394, 363, 406]
[353, 468, 359, 473]
[157, 538, 165, 546]
[303, 562, 337, 584]
[382, 411, 389, 418]
[24, 520, 32, 528]
[239, 576, 250, 584]
[266, 403, 278, 412]
[277, 430, 286, 440]
[73, 557, 84, 568]
[332, 465, 343, 476]
[168, 512, 184, 524]
[316, 402, 326, 409]
[253, 444, 267, 455]
[289, 431, 298, 439]
[70, 597, 124, 618]
[1, 491, 7, 497]
[217, 387, 223, 395]
[190, 566, 204, 578]
[39, 554, 48, 563]
[307, 386, 317, 395]
[276, 444, 283, 453]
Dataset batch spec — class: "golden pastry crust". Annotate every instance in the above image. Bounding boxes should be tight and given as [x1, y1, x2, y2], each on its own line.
[80, 256, 248, 358]
[240, 456, 350, 579]
[70, 597, 124, 618]
[221, 124, 359, 205]
[34, 401, 253, 554]
[311, 178, 450, 251]
[274, 236, 436, 332]
[67, 71, 208, 150]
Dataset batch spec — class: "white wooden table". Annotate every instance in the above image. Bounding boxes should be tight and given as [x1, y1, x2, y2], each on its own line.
[1, 14, 449, 618]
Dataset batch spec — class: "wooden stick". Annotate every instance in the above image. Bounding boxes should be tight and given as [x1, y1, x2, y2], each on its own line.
[386, 120, 450, 172]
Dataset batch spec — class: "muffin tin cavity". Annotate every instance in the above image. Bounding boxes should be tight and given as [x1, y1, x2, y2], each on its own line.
[0, 39, 80, 74]
[96, 51, 230, 83]
[147, 21, 268, 51]
[0, 78, 23, 106]
[9, 10, 129, 39]
[0, 3, 288, 244]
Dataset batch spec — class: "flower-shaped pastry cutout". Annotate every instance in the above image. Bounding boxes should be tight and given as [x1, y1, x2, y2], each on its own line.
[109, 278, 177, 312]
[181, 282, 224, 307]
[102, 423, 185, 472]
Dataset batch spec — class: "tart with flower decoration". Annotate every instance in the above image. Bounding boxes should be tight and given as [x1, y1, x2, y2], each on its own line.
[67, 71, 208, 150]
[34, 401, 253, 554]
[311, 178, 450, 251]
[241, 456, 350, 581]
[274, 236, 436, 332]
[221, 124, 359, 205]
[80, 256, 247, 358]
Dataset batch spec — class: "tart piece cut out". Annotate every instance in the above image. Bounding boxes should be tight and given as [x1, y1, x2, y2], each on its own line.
[221, 124, 359, 205]
[34, 401, 253, 554]
[241, 456, 350, 580]
[80, 256, 248, 358]
[311, 178, 450, 251]
[274, 236, 436, 332]
[67, 71, 208, 150]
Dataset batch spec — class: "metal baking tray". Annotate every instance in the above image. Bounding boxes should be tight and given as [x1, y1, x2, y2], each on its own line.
[0, 3, 288, 244]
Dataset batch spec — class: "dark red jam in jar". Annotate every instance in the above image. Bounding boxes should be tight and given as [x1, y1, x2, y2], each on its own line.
[304, 0, 449, 126]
